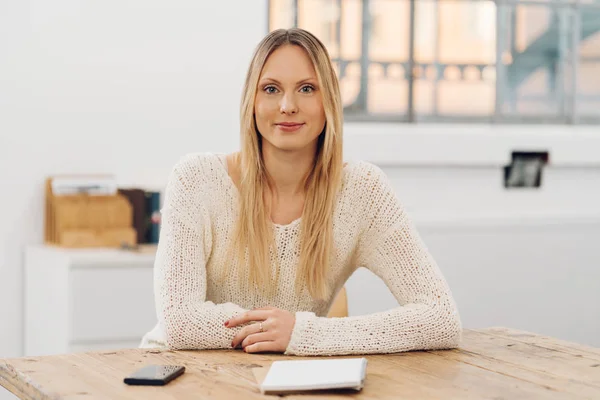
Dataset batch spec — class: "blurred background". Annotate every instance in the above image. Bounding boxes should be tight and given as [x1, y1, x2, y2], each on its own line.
[271, 0, 600, 122]
[1, 1, 599, 397]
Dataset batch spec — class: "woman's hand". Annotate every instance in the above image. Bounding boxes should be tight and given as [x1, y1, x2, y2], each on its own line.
[226, 307, 296, 353]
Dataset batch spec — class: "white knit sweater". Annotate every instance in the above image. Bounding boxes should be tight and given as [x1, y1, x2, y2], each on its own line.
[140, 153, 462, 356]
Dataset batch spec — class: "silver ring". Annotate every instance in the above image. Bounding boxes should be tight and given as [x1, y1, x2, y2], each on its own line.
[259, 322, 264, 333]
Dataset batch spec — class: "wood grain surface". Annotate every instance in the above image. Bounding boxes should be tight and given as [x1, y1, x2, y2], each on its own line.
[1, 327, 599, 399]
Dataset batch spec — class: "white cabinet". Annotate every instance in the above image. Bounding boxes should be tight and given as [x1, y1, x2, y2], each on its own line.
[24, 245, 158, 356]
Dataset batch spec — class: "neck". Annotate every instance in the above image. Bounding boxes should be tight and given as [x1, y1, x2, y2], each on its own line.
[261, 143, 317, 197]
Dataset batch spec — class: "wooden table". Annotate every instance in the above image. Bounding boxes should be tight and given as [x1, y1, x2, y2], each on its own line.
[1, 328, 600, 399]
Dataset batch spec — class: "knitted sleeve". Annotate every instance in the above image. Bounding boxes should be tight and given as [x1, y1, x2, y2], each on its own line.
[285, 163, 462, 356]
[154, 154, 247, 350]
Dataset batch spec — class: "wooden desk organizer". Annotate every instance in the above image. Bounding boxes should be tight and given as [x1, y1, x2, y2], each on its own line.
[45, 176, 136, 248]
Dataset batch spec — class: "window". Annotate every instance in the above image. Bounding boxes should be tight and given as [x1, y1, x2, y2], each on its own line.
[269, 0, 600, 124]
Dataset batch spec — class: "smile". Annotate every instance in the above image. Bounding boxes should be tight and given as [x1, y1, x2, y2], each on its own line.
[275, 123, 305, 132]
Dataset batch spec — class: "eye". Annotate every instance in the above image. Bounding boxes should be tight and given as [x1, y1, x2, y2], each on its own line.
[264, 85, 279, 94]
[300, 85, 315, 93]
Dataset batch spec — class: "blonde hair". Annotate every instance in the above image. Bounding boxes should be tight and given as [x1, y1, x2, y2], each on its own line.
[225, 28, 343, 300]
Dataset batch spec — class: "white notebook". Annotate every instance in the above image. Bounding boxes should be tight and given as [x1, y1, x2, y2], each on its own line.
[259, 358, 368, 395]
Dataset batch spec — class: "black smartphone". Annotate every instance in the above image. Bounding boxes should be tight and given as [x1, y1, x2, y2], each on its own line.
[123, 365, 185, 386]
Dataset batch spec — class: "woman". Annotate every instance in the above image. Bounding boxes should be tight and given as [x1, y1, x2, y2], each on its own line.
[141, 28, 461, 356]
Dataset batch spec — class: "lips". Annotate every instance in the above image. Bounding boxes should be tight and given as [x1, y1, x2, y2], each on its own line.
[275, 122, 305, 132]
[276, 122, 304, 127]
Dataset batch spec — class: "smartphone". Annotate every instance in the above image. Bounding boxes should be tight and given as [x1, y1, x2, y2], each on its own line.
[123, 365, 185, 386]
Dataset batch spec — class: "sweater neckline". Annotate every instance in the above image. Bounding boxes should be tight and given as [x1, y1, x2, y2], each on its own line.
[213, 153, 303, 230]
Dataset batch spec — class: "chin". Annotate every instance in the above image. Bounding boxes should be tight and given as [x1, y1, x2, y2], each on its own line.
[267, 134, 314, 152]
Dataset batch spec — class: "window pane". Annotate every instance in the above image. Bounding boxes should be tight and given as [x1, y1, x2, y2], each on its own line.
[340, 0, 362, 60]
[498, 4, 567, 118]
[437, 1, 495, 64]
[298, 0, 340, 58]
[366, 0, 410, 115]
[339, 0, 410, 115]
[337, 0, 368, 112]
[415, 0, 496, 118]
[370, 0, 410, 62]
[270, 0, 296, 30]
[578, 29, 600, 118]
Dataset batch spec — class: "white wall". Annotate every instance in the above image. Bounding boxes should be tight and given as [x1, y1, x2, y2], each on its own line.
[0, 0, 266, 362]
[1, 3, 600, 398]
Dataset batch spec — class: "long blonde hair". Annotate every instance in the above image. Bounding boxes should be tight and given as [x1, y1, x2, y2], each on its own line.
[225, 28, 343, 300]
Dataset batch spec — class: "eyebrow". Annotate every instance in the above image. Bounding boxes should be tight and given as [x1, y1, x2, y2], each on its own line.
[259, 77, 317, 85]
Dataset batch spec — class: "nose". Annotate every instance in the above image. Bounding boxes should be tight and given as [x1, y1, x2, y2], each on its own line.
[279, 93, 298, 115]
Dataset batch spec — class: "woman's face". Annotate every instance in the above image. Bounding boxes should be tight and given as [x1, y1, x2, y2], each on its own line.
[254, 44, 326, 154]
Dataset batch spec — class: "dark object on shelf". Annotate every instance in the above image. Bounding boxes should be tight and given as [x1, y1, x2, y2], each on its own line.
[118, 189, 147, 244]
[504, 151, 549, 188]
[145, 191, 161, 244]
